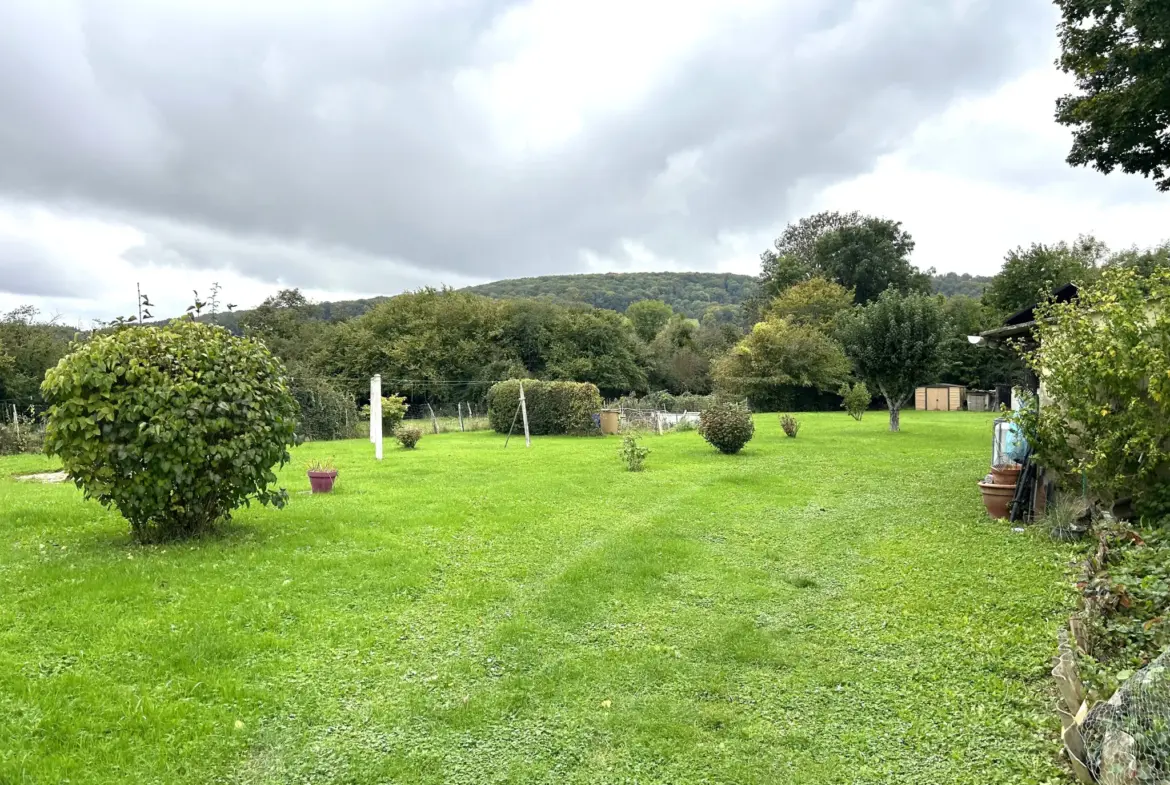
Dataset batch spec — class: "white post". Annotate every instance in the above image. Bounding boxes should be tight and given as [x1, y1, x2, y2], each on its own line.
[519, 380, 531, 448]
[12, 404, 19, 437]
[369, 377, 377, 445]
[458, 402, 465, 432]
[427, 402, 439, 435]
[371, 375, 383, 460]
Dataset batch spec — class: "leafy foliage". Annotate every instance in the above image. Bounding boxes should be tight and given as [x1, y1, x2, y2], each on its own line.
[396, 426, 422, 449]
[289, 371, 359, 442]
[766, 278, 854, 331]
[931, 272, 992, 298]
[811, 218, 931, 304]
[0, 420, 42, 455]
[647, 314, 710, 394]
[982, 238, 1103, 317]
[1014, 266, 1170, 517]
[618, 435, 649, 472]
[626, 300, 674, 342]
[755, 211, 864, 305]
[779, 414, 800, 438]
[374, 395, 408, 433]
[837, 290, 949, 432]
[939, 295, 1023, 389]
[839, 382, 871, 421]
[1074, 518, 1170, 701]
[0, 307, 74, 406]
[487, 379, 602, 436]
[698, 402, 755, 454]
[1055, 0, 1170, 191]
[713, 316, 850, 411]
[41, 320, 299, 540]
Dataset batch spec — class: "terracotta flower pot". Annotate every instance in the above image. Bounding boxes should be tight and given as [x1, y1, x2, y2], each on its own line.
[990, 463, 1022, 486]
[308, 470, 338, 494]
[978, 481, 1015, 519]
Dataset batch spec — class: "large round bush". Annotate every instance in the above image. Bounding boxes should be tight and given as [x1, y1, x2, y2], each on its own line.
[698, 402, 755, 454]
[41, 320, 299, 540]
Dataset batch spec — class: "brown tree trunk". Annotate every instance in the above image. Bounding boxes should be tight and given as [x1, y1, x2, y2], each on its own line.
[888, 405, 900, 432]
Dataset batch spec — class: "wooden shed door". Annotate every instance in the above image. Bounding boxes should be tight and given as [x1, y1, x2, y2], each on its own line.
[927, 388, 947, 411]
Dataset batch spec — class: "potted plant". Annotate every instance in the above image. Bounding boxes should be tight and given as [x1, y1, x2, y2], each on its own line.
[306, 458, 338, 493]
[989, 462, 1022, 485]
[978, 476, 1015, 519]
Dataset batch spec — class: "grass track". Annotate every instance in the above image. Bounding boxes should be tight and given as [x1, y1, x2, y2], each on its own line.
[0, 412, 1073, 784]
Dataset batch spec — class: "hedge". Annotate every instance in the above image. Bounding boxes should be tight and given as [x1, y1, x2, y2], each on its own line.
[487, 379, 602, 435]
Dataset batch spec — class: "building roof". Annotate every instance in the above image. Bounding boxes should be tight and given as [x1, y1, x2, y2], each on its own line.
[979, 282, 1080, 341]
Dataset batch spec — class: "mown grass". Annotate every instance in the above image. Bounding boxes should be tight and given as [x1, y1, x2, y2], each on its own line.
[0, 412, 1073, 784]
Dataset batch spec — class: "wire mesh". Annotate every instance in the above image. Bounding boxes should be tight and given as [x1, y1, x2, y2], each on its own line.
[1081, 648, 1170, 784]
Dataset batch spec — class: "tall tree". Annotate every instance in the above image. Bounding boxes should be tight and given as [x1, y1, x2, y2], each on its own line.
[647, 315, 710, 393]
[812, 218, 931, 304]
[753, 211, 864, 307]
[1055, 0, 1170, 191]
[837, 290, 949, 432]
[626, 299, 674, 342]
[982, 238, 1103, 316]
[238, 289, 323, 366]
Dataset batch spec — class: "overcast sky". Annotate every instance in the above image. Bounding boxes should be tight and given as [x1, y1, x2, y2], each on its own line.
[0, 0, 1166, 325]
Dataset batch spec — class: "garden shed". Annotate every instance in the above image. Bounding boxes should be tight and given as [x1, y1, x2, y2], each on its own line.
[915, 384, 966, 411]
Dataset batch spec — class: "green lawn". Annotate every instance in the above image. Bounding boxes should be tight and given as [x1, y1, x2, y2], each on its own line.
[0, 412, 1072, 784]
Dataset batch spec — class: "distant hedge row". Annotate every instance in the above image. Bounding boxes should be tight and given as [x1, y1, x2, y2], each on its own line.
[487, 380, 602, 435]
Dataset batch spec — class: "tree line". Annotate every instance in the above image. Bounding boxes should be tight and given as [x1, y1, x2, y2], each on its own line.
[2, 213, 1166, 432]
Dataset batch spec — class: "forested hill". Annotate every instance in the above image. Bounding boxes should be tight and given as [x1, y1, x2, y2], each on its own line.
[463, 272, 757, 319]
[464, 271, 992, 315]
[193, 270, 990, 332]
[931, 272, 993, 298]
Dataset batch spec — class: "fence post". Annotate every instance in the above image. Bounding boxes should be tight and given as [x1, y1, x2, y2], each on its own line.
[427, 403, 439, 434]
[12, 404, 19, 438]
[519, 381, 531, 448]
[458, 402, 465, 432]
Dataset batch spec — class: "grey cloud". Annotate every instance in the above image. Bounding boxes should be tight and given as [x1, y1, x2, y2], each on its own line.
[0, 0, 1057, 289]
[0, 235, 90, 297]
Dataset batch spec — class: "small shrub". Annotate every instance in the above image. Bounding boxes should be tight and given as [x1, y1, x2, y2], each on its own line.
[487, 379, 602, 435]
[41, 320, 298, 541]
[839, 382, 870, 421]
[305, 458, 337, 473]
[698, 402, 755, 454]
[619, 435, 649, 471]
[396, 426, 422, 449]
[780, 415, 800, 438]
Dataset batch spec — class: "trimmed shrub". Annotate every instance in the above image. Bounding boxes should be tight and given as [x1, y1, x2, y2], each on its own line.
[487, 379, 602, 435]
[41, 320, 299, 541]
[396, 426, 422, 449]
[839, 382, 870, 421]
[619, 435, 650, 471]
[698, 402, 755, 454]
[780, 415, 800, 438]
